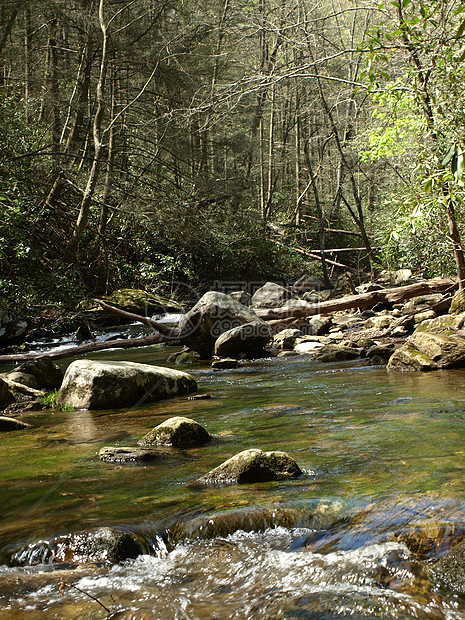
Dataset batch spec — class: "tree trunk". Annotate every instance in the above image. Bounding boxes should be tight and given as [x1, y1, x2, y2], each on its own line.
[447, 200, 465, 290]
[66, 0, 108, 260]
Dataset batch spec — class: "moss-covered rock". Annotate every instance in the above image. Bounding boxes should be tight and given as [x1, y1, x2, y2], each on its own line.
[106, 288, 182, 316]
[415, 313, 465, 335]
[387, 331, 465, 372]
[56, 360, 197, 410]
[196, 448, 302, 485]
[138, 416, 212, 448]
[449, 290, 465, 315]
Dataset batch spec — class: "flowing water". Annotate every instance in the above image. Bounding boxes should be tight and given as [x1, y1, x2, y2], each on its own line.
[1, 345, 465, 618]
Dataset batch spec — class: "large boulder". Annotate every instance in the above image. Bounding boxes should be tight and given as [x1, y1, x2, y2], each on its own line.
[56, 360, 197, 410]
[251, 282, 295, 308]
[196, 448, 302, 485]
[0, 308, 28, 347]
[214, 321, 272, 358]
[177, 291, 267, 358]
[138, 416, 212, 447]
[12, 527, 143, 566]
[387, 331, 465, 372]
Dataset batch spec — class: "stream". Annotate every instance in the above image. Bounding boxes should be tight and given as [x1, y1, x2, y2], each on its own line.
[1, 342, 465, 618]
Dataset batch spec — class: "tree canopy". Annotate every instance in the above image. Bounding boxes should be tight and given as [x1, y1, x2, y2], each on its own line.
[1, 0, 465, 309]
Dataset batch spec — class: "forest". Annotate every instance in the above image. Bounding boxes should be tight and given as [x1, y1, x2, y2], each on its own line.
[2, 0, 465, 311]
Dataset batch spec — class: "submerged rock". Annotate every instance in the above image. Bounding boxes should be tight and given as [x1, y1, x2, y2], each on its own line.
[433, 539, 465, 594]
[99, 446, 174, 463]
[0, 415, 31, 431]
[178, 291, 266, 358]
[56, 360, 197, 410]
[196, 448, 302, 485]
[138, 416, 212, 448]
[12, 527, 143, 566]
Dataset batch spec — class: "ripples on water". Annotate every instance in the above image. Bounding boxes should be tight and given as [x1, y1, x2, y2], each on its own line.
[2, 348, 465, 617]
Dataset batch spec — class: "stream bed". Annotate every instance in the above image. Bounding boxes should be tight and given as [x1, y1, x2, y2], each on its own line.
[1, 344, 465, 618]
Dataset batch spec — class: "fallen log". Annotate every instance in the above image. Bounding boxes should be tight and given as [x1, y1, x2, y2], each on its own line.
[96, 300, 178, 336]
[255, 277, 459, 321]
[0, 334, 168, 364]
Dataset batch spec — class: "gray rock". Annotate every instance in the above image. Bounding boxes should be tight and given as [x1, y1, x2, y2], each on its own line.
[228, 291, 251, 306]
[214, 321, 272, 357]
[313, 344, 361, 363]
[403, 294, 444, 313]
[413, 309, 437, 325]
[0, 415, 31, 431]
[5, 372, 38, 390]
[99, 446, 174, 463]
[273, 328, 302, 350]
[366, 344, 396, 362]
[138, 416, 212, 447]
[12, 527, 143, 566]
[308, 315, 332, 335]
[56, 360, 197, 410]
[251, 282, 295, 308]
[196, 448, 302, 485]
[0, 308, 28, 346]
[178, 291, 265, 358]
